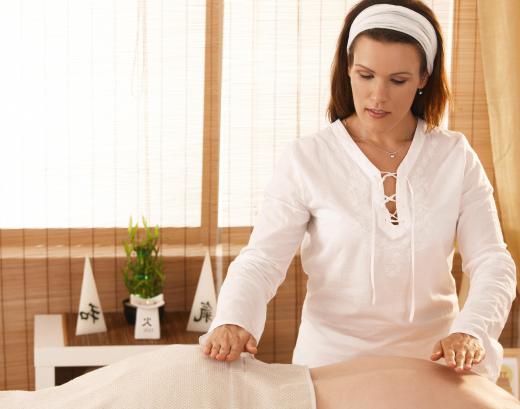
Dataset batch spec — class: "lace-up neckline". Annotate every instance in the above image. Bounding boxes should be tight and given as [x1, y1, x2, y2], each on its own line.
[380, 171, 399, 225]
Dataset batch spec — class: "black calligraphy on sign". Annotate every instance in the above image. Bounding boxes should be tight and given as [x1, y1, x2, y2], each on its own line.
[194, 301, 213, 323]
[79, 303, 101, 323]
[142, 317, 152, 327]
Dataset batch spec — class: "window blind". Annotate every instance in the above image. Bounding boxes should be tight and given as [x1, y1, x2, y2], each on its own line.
[0, 0, 206, 228]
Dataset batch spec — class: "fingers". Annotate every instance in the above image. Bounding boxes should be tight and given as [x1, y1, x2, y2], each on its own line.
[216, 343, 231, 360]
[246, 336, 258, 354]
[454, 350, 467, 371]
[444, 348, 468, 371]
[473, 348, 485, 365]
[203, 341, 232, 361]
[464, 351, 475, 370]
[436, 333, 486, 374]
[201, 325, 256, 362]
[202, 342, 211, 355]
[209, 343, 220, 359]
[444, 348, 457, 368]
[226, 345, 243, 361]
[201, 333, 223, 358]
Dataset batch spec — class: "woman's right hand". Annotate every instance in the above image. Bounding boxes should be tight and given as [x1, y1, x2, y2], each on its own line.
[202, 324, 258, 362]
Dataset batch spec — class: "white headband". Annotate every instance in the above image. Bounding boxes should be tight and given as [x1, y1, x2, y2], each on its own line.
[346, 4, 438, 74]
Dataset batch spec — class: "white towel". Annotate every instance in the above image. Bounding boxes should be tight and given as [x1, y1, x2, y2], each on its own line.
[0, 344, 316, 409]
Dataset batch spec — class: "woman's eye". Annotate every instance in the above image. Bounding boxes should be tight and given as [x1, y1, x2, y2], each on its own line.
[358, 73, 406, 85]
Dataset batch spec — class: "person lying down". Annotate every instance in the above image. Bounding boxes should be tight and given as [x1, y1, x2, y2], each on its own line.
[1, 344, 518, 409]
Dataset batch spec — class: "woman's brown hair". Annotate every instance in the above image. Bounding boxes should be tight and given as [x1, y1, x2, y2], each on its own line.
[326, 0, 451, 132]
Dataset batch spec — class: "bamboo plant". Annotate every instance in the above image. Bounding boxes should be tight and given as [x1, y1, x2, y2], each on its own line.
[122, 216, 164, 300]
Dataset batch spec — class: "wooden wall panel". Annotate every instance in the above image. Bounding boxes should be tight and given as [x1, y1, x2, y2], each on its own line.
[1, 230, 28, 390]
[48, 255, 71, 315]
[24, 232, 49, 390]
[93, 258, 116, 313]
[68, 230, 87, 315]
[0, 241, 5, 390]
[273, 261, 300, 362]
[115, 249, 127, 313]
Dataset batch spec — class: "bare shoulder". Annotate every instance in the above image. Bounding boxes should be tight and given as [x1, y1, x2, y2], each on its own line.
[310, 355, 520, 409]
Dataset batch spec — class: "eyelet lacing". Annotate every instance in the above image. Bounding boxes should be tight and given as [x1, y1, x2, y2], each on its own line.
[380, 171, 399, 225]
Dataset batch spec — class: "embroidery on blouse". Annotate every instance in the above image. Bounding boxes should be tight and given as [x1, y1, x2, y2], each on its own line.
[408, 133, 439, 252]
[341, 152, 372, 233]
[339, 130, 439, 278]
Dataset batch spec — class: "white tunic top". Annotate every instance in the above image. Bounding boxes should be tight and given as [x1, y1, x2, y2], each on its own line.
[201, 118, 517, 382]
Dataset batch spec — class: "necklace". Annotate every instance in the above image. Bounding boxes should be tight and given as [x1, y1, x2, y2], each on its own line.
[361, 139, 410, 159]
[342, 119, 413, 159]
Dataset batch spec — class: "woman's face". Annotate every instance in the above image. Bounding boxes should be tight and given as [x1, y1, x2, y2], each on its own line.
[348, 35, 429, 134]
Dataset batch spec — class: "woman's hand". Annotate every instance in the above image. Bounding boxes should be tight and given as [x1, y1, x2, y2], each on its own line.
[202, 324, 258, 362]
[430, 332, 485, 372]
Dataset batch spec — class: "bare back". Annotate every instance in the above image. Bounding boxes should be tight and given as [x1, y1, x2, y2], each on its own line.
[310, 355, 520, 409]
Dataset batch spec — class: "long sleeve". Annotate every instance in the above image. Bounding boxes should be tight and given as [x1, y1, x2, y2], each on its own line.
[449, 136, 517, 353]
[201, 141, 311, 345]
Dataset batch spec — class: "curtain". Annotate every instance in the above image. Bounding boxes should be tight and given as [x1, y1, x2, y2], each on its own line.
[450, 0, 518, 346]
[477, 0, 520, 289]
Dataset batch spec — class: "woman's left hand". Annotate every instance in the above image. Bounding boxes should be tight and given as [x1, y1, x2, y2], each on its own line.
[430, 332, 486, 373]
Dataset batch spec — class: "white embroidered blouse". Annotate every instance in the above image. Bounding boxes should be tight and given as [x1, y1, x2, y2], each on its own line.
[201, 118, 517, 382]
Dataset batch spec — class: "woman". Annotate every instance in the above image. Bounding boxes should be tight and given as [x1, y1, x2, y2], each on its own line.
[2, 344, 519, 408]
[200, 0, 517, 384]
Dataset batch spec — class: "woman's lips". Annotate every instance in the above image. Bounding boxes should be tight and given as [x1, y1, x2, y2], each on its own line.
[366, 108, 390, 119]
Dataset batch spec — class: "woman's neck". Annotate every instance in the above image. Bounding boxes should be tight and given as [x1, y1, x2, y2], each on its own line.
[343, 113, 417, 149]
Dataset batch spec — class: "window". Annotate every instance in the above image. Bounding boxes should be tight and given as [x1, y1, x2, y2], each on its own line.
[0, 0, 205, 228]
[0, 0, 453, 229]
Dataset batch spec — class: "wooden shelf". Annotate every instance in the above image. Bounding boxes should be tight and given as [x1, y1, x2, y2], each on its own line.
[34, 312, 204, 390]
[64, 311, 201, 346]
